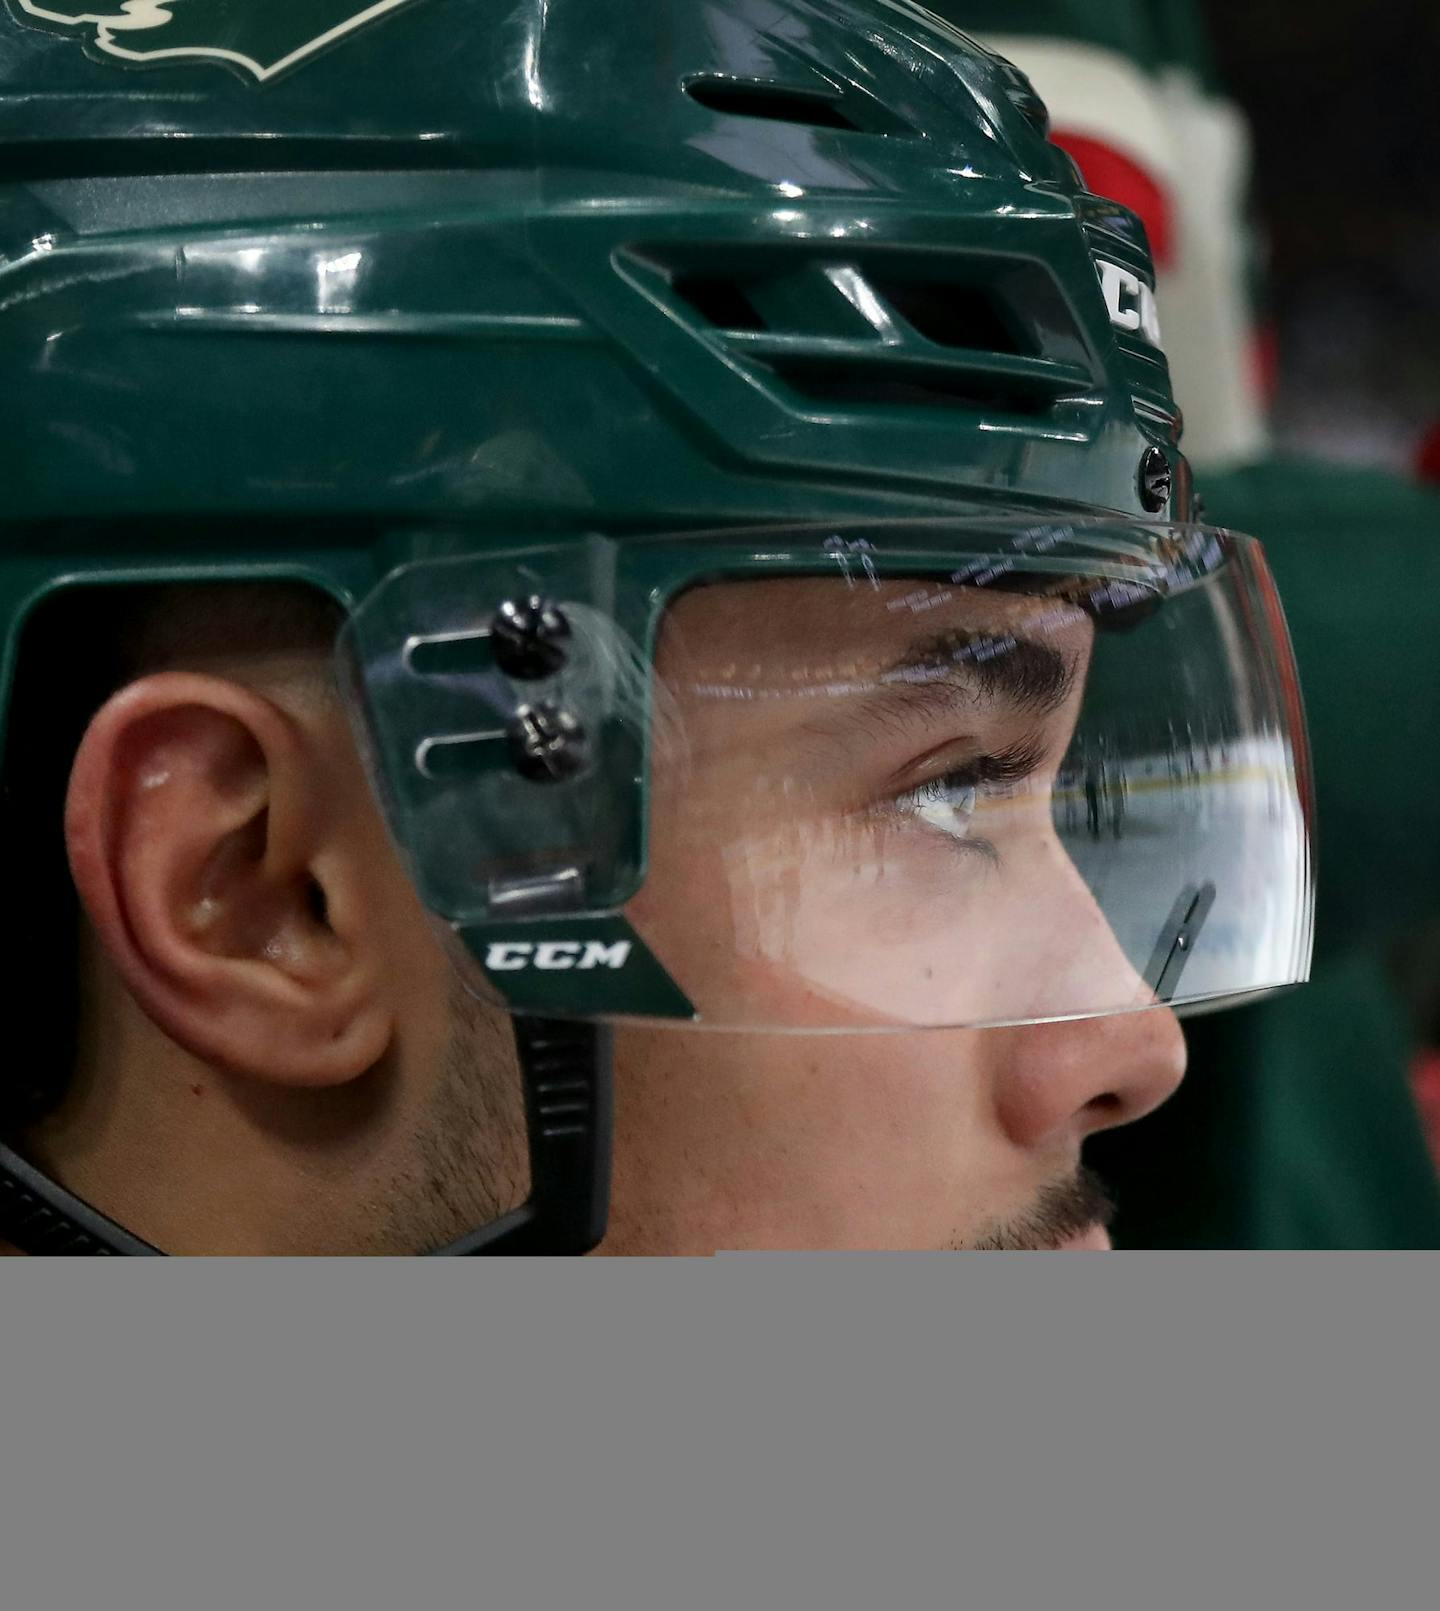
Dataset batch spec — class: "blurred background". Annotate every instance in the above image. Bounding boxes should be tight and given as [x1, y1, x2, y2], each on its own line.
[1205, 0, 1440, 475]
[1194, 4, 1440, 1238]
[932, 0, 1440, 1245]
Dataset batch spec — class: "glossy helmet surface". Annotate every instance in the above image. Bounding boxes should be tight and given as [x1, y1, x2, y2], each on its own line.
[0, 0, 1188, 1254]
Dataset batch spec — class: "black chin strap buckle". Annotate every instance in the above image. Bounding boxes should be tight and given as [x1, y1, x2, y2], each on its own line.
[436, 1017, 614, 1257]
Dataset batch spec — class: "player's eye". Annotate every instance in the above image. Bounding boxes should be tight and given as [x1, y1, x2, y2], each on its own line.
[888, 736, 1048, 857]
[895, 770, 979, 841]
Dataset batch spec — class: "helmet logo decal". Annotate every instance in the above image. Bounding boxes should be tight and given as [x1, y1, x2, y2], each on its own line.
[486, 941, 635, 974]
[9, 0, 426, 83]
[1096, 258, 1165, 350]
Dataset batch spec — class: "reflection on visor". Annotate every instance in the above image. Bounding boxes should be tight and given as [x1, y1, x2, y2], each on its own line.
[341, 519, 1315, 1031]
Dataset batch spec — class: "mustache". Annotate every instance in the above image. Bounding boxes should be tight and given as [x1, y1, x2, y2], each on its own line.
[964, 1165, 1115, 1251]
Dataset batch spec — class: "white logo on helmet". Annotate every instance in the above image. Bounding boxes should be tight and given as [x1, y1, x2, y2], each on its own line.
[485, 941, 634, 973]
[1096, 259, 1164, 350]
[15, 1, 424, 83]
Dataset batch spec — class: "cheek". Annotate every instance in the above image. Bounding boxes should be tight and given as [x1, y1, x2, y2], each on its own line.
[606, 1025, 1012, 1251]
[632, 802, 1073, 1028]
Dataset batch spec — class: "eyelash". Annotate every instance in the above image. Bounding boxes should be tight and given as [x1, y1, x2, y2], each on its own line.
[891, 743, 1045, 859]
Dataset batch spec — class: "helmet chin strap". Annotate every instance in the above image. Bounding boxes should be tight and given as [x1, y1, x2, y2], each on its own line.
[0, 1018, 613, 1257]
[0, 1144, 160, 1255]
[437, 1018, 614, 1257]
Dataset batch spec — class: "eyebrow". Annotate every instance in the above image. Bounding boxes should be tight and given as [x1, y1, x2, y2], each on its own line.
[879, 628, 1076, 718]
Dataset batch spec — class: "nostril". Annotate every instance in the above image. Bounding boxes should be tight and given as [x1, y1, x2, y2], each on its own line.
[307, 879, 330, 929]
[1086, 1091, 1126, 1120]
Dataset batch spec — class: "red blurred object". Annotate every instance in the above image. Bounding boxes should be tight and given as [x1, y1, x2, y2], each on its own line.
[1250, 321, 1280, 413]
[1414, 1048, 1440, 1172]
[1414, 422, 1440, 486]
[1051, 130, 1175, 268]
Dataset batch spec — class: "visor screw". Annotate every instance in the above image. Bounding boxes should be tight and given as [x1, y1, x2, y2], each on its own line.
[1138, 447, 1173, 514]
[508, 701, 589, 783]
[491, 596, 572, 680]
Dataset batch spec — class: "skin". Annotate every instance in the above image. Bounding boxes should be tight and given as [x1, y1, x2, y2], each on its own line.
[11, 577, 1184, 1254]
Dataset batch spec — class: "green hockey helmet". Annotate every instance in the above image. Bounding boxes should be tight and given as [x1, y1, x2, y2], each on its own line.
[0, 0, 1312, 1254]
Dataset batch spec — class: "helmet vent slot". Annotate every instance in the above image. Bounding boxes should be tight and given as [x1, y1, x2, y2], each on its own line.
[683, 77, 912, 137]
[626, 247, 1098, 424]
[685, 79, 859, 131]
[869, 280, 1027, 357]
[669, 274, 769, 333]
[765, 361, 1057, 417]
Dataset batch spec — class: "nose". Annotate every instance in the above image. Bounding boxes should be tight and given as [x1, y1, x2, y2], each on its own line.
[988, 839, 1188, 1149]
[990, 1001, 1187, 1154]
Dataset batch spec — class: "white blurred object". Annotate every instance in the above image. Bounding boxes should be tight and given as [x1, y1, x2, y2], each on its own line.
[982, 34, 1270, 469]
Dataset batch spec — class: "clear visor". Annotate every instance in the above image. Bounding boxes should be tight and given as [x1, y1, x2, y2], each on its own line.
[341, 519, 1314, 1031]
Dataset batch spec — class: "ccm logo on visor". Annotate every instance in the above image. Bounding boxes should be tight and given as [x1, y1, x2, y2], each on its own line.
[1096, 259, 1164, 350]
[485, 941, 633, 973]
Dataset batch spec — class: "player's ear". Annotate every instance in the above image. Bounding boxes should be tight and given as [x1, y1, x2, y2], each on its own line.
[64, 671, 394, 1085]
